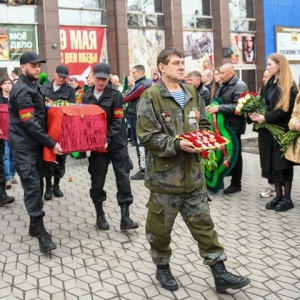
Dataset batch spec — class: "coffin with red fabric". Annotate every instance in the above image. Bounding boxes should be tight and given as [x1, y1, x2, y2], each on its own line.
[44, 104, 107, 162]
[0, 104, 9, 140]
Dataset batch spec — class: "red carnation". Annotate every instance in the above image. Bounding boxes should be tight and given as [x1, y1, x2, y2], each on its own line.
[201, 151, 209, 159]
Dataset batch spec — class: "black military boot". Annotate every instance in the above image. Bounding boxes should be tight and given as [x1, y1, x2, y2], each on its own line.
[44, 177, 52, 201]
[94, 203, 109, 230]
[210, 261, 250, 293]
[33, 217, 57, 253]
[53, 177, 64, 197]
[29, 217, 50, 237]
[0, 182, 15, 206]
[120, 203, 139, 230]
[156, 264, 178, 291]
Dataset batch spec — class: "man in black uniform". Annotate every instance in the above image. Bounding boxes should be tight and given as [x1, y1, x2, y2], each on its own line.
[40, 65, 75, 200]
[82, 62, 139, 231]
[9, 51, 63, 253]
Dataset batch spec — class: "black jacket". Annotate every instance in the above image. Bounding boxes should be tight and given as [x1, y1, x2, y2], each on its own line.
[196, 83, 210, 106]
[40, 81, 76, 103]
[215, 75, 248, 134]
[8, 74, 56, 150]
[82, 84, 127, 150]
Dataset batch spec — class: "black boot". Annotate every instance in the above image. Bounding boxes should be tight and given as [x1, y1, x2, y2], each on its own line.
[156, 264, 178, 291]
[0, 182, 15, 206]
[266, 196, 281, 210]
[33, 217, 57, 253]
[210, 261, 250, 293]
[53, 177, 64, 197]
[29, 218, 50, 237]
[44, 177, 52, 201]
[94, 203, 109, 230]
[274, 198, 294, 212]
[120, 203, 139, 230]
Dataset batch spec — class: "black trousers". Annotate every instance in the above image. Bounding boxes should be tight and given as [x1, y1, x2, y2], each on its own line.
[0, 139, 5, 183]
[44, 154, 67, 179]
[231, 134, 243, 186]
[11, 148, 45, 221]
[88, 146, 133, 205]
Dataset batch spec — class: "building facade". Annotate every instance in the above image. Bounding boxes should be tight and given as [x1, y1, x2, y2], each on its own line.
[0, 0, 299, 90]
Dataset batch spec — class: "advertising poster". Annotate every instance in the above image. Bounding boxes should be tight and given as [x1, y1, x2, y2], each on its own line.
[128, 29, 165, 77]
[230, 33, 256, 65]
[183, 31, 214, 72]
[275, 26, 300, 62]
[59, 26, 106, 83]
[0, 0, 37, 4]
[0, 25, 36, 61]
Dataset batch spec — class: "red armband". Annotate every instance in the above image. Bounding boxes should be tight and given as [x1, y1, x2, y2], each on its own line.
[19, 108, 35, 122]
[113, 108, 124, 119]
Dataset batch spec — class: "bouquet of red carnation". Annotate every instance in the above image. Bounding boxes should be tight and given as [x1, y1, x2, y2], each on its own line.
[235, 91, 284, 144]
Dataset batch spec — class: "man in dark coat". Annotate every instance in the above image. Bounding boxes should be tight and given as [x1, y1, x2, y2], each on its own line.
[9, 51, 63, 253]
[82, 62, 139, 231]
[186, 71, 210, 106]
[40, 65, 75, 201]
[208, 63, 248, 194]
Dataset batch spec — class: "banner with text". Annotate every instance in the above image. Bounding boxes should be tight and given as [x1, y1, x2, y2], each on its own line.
[0, 0, 37, 4]
[0, 24, 36, 61]
[60, 26, 106, 82]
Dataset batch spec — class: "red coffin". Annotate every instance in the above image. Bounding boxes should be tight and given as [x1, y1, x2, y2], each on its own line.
[44, 104, 107, 162]
[0, 104, 9, 141]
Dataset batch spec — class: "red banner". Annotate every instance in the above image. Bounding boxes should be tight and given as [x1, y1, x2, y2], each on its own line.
[59, 26, 106, 81]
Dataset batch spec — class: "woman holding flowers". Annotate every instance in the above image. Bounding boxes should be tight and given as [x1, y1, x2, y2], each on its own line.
[250, 53, 298, 212]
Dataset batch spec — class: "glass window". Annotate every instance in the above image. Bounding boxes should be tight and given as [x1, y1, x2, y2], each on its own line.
[182, 0, 212, 29]
[58, 0, 105, 9]
[127, 0, 163, 28]
[242, 69, 256, 91]
[59, 9, 105, 25]
[229, 0, 255, 32]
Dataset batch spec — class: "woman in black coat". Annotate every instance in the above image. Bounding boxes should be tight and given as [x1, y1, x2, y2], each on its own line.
[250, 53, 298, 212]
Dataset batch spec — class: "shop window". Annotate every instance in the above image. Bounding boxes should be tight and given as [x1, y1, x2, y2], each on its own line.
[127, 0, 164, 28]
[182, 0, 212, 29]
[229, 0, 256, 32]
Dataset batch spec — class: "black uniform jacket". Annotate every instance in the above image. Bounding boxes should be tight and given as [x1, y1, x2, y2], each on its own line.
[82, 84, 127, 150]
[8, 74, 56, 151]
[40, 81, 76, 103]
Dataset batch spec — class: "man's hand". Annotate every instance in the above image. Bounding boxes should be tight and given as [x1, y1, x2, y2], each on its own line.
[180, 140, 199, 153]
[52, 143, 63, 155]
[207, 105, 219, 114]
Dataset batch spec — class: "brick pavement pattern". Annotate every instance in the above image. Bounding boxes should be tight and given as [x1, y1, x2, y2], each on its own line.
[0, 144, 300, 300]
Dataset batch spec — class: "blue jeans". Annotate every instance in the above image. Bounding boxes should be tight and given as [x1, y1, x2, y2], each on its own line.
[3, 141, 16, 180]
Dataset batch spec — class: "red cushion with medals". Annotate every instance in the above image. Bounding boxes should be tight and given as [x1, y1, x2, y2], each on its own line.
[176, 129, 229, 151]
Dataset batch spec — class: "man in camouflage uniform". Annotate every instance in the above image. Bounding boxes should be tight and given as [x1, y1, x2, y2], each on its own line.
[136, 48, 250, 293]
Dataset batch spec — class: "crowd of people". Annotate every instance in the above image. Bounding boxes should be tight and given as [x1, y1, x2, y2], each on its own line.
[0, 48, 299, 294]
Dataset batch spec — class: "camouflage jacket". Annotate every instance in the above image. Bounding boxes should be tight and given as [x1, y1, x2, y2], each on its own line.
[136, 79, 210, 194]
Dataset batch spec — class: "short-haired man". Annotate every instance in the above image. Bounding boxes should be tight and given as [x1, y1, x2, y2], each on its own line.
[11, 69, 19, 84]
[242, 36, 255, 64]
[186, 71, 210, 106]
[201, 69, 213, 93]
[9, 52, 63, 253]
[202, 59, 214, 71]
[123, 65, 152, 180]
[82, 62, 139, 231]
[40, 65, 76, 200]
[69, 77, 82, 92]
[207, 63, 248, 194]
[136, 48, 250, 293]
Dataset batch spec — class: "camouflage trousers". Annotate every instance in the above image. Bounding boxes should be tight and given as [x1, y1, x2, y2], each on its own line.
[145, 185, 226, 266]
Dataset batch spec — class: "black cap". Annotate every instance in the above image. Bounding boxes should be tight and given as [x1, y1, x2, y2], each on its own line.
[56, 65, 69, 78]
[93, 62, 111, 78]
[20, 52, 46, 64]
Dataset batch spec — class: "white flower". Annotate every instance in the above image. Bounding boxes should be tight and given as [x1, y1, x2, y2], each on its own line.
[245, 94, 251, 100]
[241, 98, 247, 104]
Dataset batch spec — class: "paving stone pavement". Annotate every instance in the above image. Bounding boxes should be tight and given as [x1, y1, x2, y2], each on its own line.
[1, 141, 300, 300]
